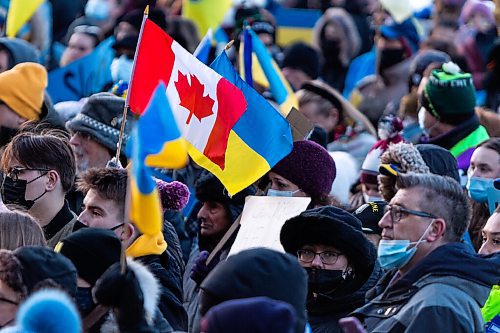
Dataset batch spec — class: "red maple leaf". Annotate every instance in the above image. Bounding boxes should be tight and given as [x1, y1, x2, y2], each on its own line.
[174, 71, 214, 124]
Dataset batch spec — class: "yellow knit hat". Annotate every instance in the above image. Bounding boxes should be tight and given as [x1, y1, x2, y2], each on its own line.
[0, 62, 47, 121]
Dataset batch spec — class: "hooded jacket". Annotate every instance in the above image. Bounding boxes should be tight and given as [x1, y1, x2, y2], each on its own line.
[0, 37, 39, 68]
[353, 242, 500, 332]
[199, 248, 308, 333]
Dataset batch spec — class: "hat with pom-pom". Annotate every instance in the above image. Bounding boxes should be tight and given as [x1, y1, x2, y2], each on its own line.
[155, 179, 190, 211]
[421, 62, 476, 125]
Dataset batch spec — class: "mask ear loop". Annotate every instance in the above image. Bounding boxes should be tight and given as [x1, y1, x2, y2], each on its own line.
[408, 219, 435, 249]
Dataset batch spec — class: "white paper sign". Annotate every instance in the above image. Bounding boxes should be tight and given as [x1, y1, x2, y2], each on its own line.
[228, 196, 311, 256]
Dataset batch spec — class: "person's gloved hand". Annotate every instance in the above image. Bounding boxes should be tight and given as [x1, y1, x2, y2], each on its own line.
[190, 251, 219, 285]
[93, 262, 152, 333]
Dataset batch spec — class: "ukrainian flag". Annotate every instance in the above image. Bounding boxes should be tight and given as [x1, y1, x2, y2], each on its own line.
[182, 0, 231, 36]
[239, 28, 298, 117]
[127, 82, 188, 255]
[6, 0, 44, 37]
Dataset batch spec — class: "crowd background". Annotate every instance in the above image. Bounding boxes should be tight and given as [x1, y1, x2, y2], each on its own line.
[0, 0, 498, 332]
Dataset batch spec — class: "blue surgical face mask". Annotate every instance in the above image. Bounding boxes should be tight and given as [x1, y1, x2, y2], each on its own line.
[363, 193, 382, 203]
[466, 176, 493, 203]
[85, 0, 110, 21]
[377, 222, 433, 270]
[111, 55, 133, 83]
[487, 180, 500, 215]
[267, 188, 301, 197]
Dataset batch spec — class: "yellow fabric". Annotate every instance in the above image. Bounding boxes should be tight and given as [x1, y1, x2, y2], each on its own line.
[129, 179, 164, 236]
[187, 130, 271, 196]
[126, 232, 167, 257]
[482, 285, 500, 323]
[145, 137, 189, 169]
[182, 0, 231, 36]
[6, 0, 44, 37]
[0, 62, 47, 120]
[276, 27, 314, 47]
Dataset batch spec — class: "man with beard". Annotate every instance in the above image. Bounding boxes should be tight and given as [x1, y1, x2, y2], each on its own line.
[65, 92, 132, 213]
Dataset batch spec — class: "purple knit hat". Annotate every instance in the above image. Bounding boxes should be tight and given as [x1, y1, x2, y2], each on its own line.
[271, 140, 336, 198]
[155, 179, 190, 211]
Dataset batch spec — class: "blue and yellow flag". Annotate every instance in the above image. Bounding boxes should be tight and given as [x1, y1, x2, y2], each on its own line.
[6, 0, 44, 37]
[239, 28, 298, 116]
[127, 82, 187, 256]
[182, 0, 231, 36]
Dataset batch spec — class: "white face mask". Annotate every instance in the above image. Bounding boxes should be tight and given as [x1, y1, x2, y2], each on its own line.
[418, 107, 426, 131]
[110, 55, 133, 83]
[363, 193, 382, 203]
[85, 0, 110, 21]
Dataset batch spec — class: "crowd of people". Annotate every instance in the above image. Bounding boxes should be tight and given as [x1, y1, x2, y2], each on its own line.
[0, 0, 499, 332]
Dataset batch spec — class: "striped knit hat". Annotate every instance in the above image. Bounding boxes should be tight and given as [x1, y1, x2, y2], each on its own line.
[421, 62, 476, 125]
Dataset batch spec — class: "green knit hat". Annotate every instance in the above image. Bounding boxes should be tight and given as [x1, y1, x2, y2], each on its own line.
[422, 62, 476, 125]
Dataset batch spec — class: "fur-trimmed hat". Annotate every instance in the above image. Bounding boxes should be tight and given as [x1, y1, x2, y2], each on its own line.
[378, 142, 430, 201]
[271, 140, 336, 198]
[66, 92, 133, 155]
[280, 206, 376, 285]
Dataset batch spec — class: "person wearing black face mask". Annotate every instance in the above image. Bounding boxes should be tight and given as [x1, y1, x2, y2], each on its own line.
[280, 206, 382, 333]
[56, 228, 122, 332]
[313, 7, 362, 92]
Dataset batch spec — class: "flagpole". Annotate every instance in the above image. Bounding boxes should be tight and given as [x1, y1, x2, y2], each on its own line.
[117, 5, 149, 274]
[115, 5, 149, 162]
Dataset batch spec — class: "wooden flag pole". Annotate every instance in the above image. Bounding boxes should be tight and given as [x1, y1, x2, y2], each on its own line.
[118, 5, 149, 274]
[115, 5, 149, 161]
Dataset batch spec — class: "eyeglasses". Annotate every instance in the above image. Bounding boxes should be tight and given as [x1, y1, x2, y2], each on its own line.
[0, 296, 18, 306]
[383, 204, 437, 223]
[109, 223, 125, 231]
[297, 249, 342, 265]
[5, 167, 50, 182]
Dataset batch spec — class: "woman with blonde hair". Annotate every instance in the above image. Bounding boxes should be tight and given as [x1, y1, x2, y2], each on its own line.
[0, 210, 46, 250]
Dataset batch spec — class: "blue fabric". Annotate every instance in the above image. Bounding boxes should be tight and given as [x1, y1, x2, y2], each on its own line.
[343, 48, 376, 99]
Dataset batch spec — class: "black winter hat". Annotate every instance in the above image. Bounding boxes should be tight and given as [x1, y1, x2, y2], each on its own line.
[282, 42, 321, 79]
[280, 206, 376, 284]
[13, 246, 78, 297]
[56, 228, 122, 286]
[66, 92, 133, 155]
[408, 49, 451, 89]
[416, 144, 460, 183]
[353, 201, 387, 235]
[200, 248, 307, 333]
[195, 170, 257, 223]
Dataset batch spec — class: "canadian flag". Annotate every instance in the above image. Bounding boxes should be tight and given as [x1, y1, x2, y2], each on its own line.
[129, 19, 247, 170]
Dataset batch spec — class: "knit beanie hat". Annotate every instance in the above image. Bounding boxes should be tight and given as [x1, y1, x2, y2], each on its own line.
[271, 140, 336, 198]
[66, 92, 133, 154]
[282, 42, 321, 79]
[56, 228, 122, 286]
[421, 62, 476, 125]
[13, 246, 77, 297]
[0, 62, 47, 121]
[201, 297, 296, 333]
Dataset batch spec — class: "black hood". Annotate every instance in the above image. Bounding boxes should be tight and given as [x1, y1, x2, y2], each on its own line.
[416, 144, 460, 183]
[0, 37, 39, 68]
[200, 248, 308, 333]
[397, 242, 500, 290]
